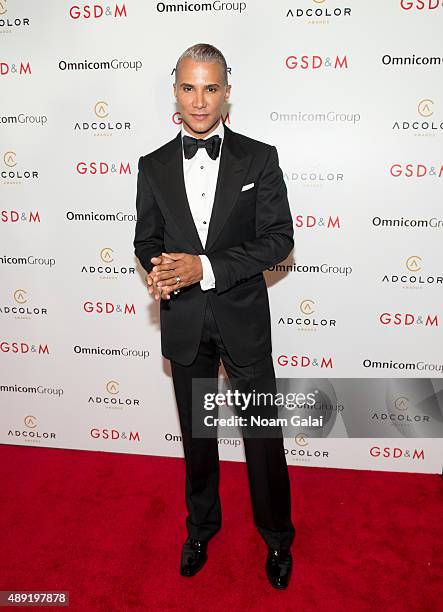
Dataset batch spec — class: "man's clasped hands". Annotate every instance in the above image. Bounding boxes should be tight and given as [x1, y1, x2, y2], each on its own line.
[147, 252, 203, 300]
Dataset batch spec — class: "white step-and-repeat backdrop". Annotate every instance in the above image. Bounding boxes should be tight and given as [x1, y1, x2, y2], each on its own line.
[1, 0, 442, 473]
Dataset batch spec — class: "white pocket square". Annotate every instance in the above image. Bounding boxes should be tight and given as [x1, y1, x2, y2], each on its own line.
[241, 182, 255, 192]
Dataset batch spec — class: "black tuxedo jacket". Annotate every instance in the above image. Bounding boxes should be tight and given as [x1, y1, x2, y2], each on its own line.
[133, 124, 294, 366]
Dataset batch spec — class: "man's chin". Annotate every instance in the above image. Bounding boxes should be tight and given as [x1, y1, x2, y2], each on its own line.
[183, 118, 218, 136]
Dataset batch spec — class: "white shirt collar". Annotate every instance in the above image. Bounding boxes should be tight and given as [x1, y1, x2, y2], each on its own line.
[181, 119, 225, 142]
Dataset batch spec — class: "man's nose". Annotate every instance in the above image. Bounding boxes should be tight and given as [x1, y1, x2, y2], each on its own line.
[193, 91, 206, 109]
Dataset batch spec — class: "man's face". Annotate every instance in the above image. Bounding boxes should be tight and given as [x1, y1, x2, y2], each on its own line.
[173, 58, 231, 138]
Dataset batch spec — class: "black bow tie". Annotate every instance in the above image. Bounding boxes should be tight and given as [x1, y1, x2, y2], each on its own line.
[182, 134, 222, 160]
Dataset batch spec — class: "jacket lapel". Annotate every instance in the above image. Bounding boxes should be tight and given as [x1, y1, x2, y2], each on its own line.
[150, 124, 252, 254]
[205, 124, 252, 252]
[150, 132, 204, 252]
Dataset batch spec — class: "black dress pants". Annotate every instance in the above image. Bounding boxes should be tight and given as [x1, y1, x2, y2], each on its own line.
[170, 297, 295, 550]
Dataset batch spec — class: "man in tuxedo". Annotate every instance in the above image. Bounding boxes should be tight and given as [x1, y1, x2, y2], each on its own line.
[133, 43, 295, 589]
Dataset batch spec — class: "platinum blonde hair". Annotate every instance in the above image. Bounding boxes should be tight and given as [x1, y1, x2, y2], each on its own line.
[175, 43, 228, 86]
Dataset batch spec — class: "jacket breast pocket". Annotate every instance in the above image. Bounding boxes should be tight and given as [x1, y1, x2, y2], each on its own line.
[239, 180, 257, 194]
[237, 184, 257, 206]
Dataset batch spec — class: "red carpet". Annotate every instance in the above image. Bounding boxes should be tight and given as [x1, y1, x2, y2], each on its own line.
[0, 445, 441, 612]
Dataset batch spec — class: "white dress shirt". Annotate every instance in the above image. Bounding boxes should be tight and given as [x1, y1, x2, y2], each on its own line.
[181, 120, 225, 291]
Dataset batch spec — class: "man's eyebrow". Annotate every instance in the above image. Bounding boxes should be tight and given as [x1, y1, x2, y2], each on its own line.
[179, 82, 221, 88]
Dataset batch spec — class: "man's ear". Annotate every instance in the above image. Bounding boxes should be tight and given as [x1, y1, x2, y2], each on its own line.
[173, 82, 177, 99]
[225, 84, 231, 102]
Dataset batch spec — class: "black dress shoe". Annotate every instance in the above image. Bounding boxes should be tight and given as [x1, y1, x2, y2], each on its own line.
[265, 547, 293, 589]
[180, 537, 208, 577]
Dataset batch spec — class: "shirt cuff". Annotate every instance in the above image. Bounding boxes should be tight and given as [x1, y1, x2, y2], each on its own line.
[199, 255, 216, 291]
